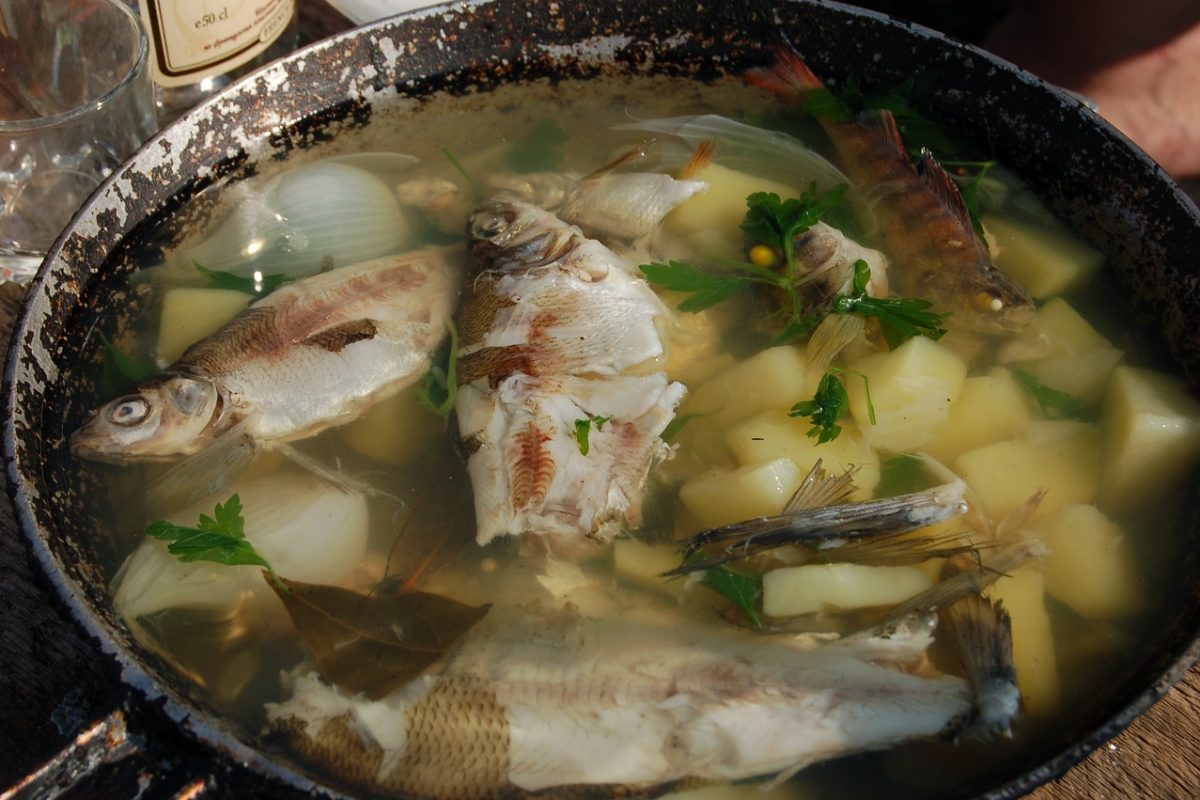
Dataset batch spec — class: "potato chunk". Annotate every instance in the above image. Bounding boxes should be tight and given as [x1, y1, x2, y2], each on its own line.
[986, 568, 1060, 717]
[667, 162, 797, 243]
[680, 346, 808, 427]
[339, 384, 439, 465]
[762, 563, 931, 617]
[723, 410, 879, 498]
[1100, 366, 1200, 514]
[983, 213, 1103, 299]
[1007, 298, 1121, 404]
[678, 458, 803, 529]
[846, 335, 967, 453]
[954, 421, 1101, 522]
[925, 368, 1032, 460]
[157, 287, 252, 365]
[1030, 505, 1144, 619]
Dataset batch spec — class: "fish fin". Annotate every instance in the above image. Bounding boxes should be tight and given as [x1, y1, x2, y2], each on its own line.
[857, 108, 910, 160]
[677, 140, 716, 180]
[917, 148, 978, 235]
[264, 440, 402, 503]
[140, 424, 260, 520]
[940, 591, 1020, 741]
[745, 43, 825, 96]
[581, 141, 652, 180]
[301, 319, 379, 352]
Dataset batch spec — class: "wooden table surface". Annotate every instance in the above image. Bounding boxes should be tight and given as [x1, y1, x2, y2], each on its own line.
[2, 1, 1198, 797]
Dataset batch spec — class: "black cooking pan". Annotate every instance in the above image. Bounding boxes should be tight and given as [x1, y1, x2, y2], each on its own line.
[6, 0, 1200, 796]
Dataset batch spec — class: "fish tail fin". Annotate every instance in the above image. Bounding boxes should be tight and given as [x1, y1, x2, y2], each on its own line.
[746, 43, 825, 97]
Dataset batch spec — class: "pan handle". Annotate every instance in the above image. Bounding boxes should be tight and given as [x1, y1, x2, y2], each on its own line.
[0, 709, 210, 800]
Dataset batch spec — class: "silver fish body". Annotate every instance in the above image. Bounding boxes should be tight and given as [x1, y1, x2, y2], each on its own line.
[456, 197, 684, 547]
[72, 247, 462, 462]
[267, 603, 971, 799]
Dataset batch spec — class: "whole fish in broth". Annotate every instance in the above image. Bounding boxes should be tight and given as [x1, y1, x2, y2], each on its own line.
[747, 46, 1036, 335]
[267, 601, 971, 799]
[455, 196, 685, 548]
[72, 247, 462, 462]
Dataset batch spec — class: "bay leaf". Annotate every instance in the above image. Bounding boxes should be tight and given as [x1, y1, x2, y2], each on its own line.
[272, 577, 490, 700]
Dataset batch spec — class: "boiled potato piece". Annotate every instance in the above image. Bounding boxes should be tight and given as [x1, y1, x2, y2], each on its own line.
[986, 568, 1060, 717]
[925, 368, 1033, 460]
[157, 287, 252, 365]
[762, 563, 931, 617]
[984, 213, 1103, 298]
[846, 335, 967, 453]
[1100, 365, 1200, 514]
[678, 457, 803, 529]
[954, 421, 1101, 522]
[339, 384, 439, 465]
[680, 346, 808, 427]
[667, 162, 797, 242]
[723, 410, 879, 498]
[1030, 504, 1144, 619]
[1007, 297, 1122, 403]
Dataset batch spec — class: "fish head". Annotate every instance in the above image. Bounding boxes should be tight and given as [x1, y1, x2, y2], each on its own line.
[952, 268, 1036, 335]
[468, 196, 573, 273]
[70, 375, 222, 462]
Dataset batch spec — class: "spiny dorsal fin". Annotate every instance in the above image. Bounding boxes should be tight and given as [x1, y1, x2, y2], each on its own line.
[302, 319, 378, 352]
[855, 108, 909, 161]
[918, 147, 976, 234]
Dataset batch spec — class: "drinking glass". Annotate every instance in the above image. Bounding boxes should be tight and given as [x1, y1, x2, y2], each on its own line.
[0, 0, 157, 280]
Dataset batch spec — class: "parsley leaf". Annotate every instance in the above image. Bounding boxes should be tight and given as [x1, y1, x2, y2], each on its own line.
[145, 494, 279, 585]
[788, 368, 874, 444]
[790, 371, 850, 444]
[833, 260, 949, 348]
[640, 261, 763, 312]
[417, 320, 459, 417]
[1013, 368, 1095, 421]
[195, 262, 291, 296]
[573, 415, 612, 456]
[694, 558, 764, 629]
[741, 184, 849, 274]
[506, 118, 568, 173]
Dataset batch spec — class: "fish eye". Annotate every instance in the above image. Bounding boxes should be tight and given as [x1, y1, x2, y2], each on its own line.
[473, 209, 516, 239]
[108, 396, 150, 426]
[972, 291, 1004, 313]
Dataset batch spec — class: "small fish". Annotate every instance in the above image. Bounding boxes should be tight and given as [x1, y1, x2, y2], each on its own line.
[489, 144, 707, 242]
[455, 196, 685, 548]
[747, 46, 1035, 335]
[72, 247, 462, 462]
[267, 601, 971, 799]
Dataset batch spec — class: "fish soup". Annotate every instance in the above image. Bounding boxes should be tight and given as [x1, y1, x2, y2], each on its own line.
[68, 65, 1197, 799]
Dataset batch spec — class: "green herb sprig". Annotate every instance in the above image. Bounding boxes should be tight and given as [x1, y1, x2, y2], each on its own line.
[146, 494, 280, 586]
[789, 368, 875, 444]
[1013, 368, 1095, 421]
[573, 415, 612, 456]
[417, 320, 459, 418]
[833, 260, 948, 348]
[692, 557, 764, 629]
[195, 262, 291, 296]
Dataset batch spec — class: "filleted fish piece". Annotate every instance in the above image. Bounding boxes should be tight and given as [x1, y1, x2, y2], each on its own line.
[71, 246, 462, 462]
[267, 603, 972, 799]
[455, 196, 685, 547]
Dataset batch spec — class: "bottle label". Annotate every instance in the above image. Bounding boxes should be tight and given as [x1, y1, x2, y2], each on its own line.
[136, 0, 296, 87]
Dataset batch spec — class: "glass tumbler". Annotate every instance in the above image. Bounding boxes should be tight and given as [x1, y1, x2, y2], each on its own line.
[0, 0, 157, 280]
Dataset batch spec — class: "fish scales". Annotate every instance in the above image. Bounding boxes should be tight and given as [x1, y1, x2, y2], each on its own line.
[268, 606, 971, 799]
[747, 47, 1035, 335]
[71, 246, 461, 461]
[455, 197, 685, 547]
